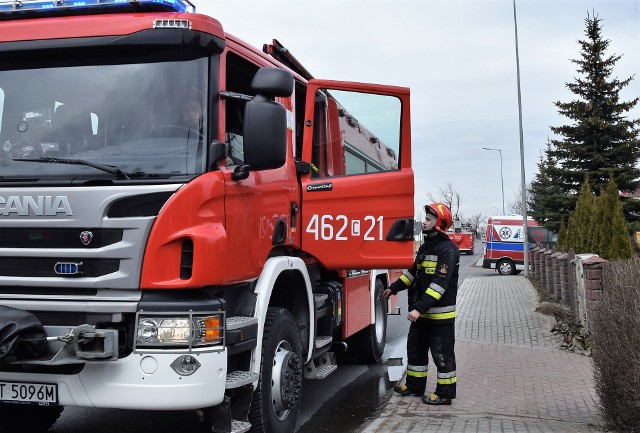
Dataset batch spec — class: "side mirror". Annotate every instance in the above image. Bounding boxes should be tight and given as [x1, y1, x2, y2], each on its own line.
[242, 68, 293, 172]
[208, 140, 227, 170]
[251, 67, 294, 98]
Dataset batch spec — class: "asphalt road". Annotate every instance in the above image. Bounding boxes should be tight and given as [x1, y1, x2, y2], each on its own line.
[295, 240, 488, 433]
[45, 241, 489, 433]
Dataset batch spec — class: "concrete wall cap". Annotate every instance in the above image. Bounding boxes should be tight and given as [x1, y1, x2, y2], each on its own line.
[584, 256, 608, 265]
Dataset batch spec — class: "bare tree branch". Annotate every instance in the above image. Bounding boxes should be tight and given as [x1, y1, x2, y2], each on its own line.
[426, 183, 462, 218]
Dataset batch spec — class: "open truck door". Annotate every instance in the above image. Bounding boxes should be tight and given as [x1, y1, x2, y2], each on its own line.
[300, 80, 414, 269]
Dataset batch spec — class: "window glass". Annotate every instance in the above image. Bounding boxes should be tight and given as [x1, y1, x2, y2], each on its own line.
[224, 52, 260, 166]
[311, 89, 400, 178]
[0, 57, 209, 180]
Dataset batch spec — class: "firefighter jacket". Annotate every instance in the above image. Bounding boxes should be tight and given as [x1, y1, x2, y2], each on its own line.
[389, 231, 460, 323]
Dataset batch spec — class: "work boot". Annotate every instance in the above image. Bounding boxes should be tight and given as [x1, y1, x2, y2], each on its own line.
[422, 393, 452, 405]
[393, 384, 422, 397]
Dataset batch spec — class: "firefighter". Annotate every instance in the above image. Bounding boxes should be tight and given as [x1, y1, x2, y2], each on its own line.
[384, 202, 460, 405]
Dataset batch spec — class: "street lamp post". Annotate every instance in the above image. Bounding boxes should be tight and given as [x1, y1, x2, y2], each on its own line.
[513, 0, 529, 276]
[482, 147, 505, 215]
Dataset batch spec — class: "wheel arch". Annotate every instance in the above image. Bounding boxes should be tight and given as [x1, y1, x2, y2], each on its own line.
[369, 270, 389, 324]
[251, 257, 314, 378]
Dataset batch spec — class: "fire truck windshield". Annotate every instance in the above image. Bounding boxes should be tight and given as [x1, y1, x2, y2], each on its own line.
[0, 56, 209, 181]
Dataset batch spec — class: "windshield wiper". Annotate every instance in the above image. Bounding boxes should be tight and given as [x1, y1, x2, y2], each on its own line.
[12, 157, 131, 180]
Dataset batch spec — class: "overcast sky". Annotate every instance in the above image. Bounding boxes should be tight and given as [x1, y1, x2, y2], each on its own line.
[193, 0, 640, 221]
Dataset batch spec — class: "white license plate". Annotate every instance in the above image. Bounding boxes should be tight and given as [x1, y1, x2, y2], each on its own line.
[0, 381, 58, 405]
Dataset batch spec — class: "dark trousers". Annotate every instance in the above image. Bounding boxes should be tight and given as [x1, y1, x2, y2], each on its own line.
[405, 319, 456, 398]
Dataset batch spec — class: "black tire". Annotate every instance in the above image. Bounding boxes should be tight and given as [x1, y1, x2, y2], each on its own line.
[249, 308, 303, 433]
[497, 259, 516, 275]
[0, 404, 63, 433]
[348, 279, 387, 364]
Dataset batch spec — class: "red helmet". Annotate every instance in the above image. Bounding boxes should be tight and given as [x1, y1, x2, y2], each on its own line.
[424, 202, 453, 233]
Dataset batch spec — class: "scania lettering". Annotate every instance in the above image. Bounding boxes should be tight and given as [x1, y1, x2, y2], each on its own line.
[0, 2, 414, 433]
[0, 195, 73, 216]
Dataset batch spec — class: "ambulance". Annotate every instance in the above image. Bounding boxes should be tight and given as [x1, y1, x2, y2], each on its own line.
[482, 215, 556, 275]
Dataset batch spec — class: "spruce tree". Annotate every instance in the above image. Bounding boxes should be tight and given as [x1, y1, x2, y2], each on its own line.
[529, 140, 572, 233]
[545, 12, 640, 230]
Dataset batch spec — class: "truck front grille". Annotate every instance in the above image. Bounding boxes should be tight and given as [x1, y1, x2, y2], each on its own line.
[0, 258, 119, 278]
[0, 228, 123, 249]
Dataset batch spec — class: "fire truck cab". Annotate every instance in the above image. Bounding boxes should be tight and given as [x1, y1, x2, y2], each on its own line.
[0, 1, 414, 433]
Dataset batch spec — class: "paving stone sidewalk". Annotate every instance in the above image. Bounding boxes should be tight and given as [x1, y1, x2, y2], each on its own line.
[361, 276, 603, 433]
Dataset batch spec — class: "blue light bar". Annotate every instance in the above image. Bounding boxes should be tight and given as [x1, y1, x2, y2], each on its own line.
[0, 0, 195, 16]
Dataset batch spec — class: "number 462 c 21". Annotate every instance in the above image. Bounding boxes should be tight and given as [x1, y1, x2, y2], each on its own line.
[305, 214, 383, 241]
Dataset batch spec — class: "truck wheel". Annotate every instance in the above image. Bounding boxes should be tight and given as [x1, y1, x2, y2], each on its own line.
[249, 308, 302, 433]
[497, 259, 515, 275]
[0, 404, 63, 433]
[348, 279, 387, 364]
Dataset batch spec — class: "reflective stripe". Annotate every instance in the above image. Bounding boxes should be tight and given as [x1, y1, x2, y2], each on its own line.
[407, 364, 428, 378]
[427, 305, 456, 313]
[437, 377, 457, 385]
[407, 365, 428, 372]
[437, 371, 456, 379]
[417, 259, 437, 275]
[400, 274, 412, 287]
[426, 288, 442, 300]
[429, 283, 445, 295]
[420, 311, 456, 320]
[425, 255, 438, 261]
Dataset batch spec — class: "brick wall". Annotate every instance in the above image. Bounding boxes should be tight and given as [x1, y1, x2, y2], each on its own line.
[529, 247, 607, 331]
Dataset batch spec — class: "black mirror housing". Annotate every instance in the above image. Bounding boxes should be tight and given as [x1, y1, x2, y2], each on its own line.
[243, 97, 287, 170]
[207, 141, 227, 170]
[251, 67, 294, 98]
[240, 67, 292, 172]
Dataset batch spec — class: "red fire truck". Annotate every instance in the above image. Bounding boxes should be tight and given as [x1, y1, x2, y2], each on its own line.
[0, 2, 414, 433]
[446, 217, 475, 255]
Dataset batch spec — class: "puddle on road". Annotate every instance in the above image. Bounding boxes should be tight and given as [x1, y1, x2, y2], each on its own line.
[296, 358, 405, 433]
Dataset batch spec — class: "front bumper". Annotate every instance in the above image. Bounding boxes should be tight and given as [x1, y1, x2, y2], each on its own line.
[0, 348, 227, 410]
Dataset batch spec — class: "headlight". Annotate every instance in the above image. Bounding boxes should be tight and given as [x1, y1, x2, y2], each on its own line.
[135, 313, 223, 348]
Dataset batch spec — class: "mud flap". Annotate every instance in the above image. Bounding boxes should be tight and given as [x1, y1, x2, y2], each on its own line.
[0, 306, 46, 364]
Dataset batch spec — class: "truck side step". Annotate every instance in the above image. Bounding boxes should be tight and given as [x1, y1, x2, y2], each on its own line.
[229, 420, 251, 433]
[315, 336, 332, 348]
[313, 293, 328, 308]
[210, 419, 251, 433]
[226, 316, 258, 330]
[304, 352, 337, 379]
[225, 371, 258, 389]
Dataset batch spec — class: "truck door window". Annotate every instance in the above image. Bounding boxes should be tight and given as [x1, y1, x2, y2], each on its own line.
[311, 89, 400, 179]
[224, 52, 260, 165]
